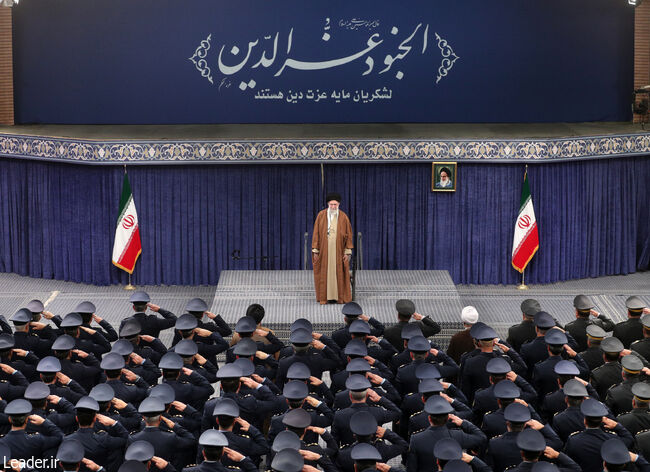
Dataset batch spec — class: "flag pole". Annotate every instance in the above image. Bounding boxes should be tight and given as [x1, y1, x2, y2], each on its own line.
[123, 165, 136, 291]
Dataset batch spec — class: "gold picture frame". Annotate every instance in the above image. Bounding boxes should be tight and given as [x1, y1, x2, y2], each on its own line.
[432, 162, 457, 192]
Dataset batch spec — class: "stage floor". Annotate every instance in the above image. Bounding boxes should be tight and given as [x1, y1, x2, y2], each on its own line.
[0, 270, 648, 349]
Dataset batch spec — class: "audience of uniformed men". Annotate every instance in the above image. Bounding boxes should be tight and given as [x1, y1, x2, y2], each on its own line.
[0, 292, 648, 472]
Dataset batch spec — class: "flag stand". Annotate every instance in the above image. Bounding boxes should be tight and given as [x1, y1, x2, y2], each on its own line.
[517, 269, 528, 290]
[124, 274, 135, 291]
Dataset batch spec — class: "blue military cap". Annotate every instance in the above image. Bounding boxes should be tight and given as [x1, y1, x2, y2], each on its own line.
[89, 383, 115, 403]
[424, 396, 454, 415]
[175, 313, 198, 331]
[234, 358, 255, 377]
[0, 334, 15, 350]
[395, 299, 415, 316]
[286, 362, 310, 380]
[26, 299, 44, 313]
[632, 382, 650, 401]
[346, 358, 371, 373]
[486, 357, 511, 375]
[149, 383, 175, 404]
[342, 302, 363, 317]
[601, 438, 631, 465]
[350, 442, 382, 461]
[443, 460, 471, 472]
[601, 337, 624, 353]
[283, 380, 309, 400]
[586, 324, 607, 339]
[289, 328, 312, 344]
[533, 312, 555, 329]
[272, 431, 301, 452]
[516, 428, 546, 451]
[419, 378, 444, 394]
[235, 316, 257, 334]
[24, 381, 50, 400]
[504, 402, 531, 422]
[174, 339, 198, 356]
[350, 411, 378, 436]
[626, 296, 646, 311]
[415, 363, 441, 380]
[408, 335, 430, 352]
[75, 396, 99, 411]
[52, 335, 76, 351]
[531, 463, 560, 472]
[56, 439, 85, 463]
[100, 352, 125, 370]
[554, 360, 580, 376]
[521, 299, 541, 317]
[471, 322, 497, 340]
[494, 380, 521, 399]
[119, 461, 148, 472]
[216, 363, 243, 379]
[573, 295, 594, 310]
[185, 298, 208, 312]
[37, 356, 61, 373]
[212, 398, 240, 417]
[580, 398, 608, 417]
[5, 399, 32, 415]
[349, 320, 371, 335]
[344, 339, 368, 357]
[346, 374, 371, 391]
[233, 338, 258, 357]
[75, 301, 96, 314]
[401, 323, 423, 340]
[119, 319, 142, 338]
[290, 318, 313, 332]
[544, 328, 568, 345]
[271, 448, 304, 472]
[125, 440, 155, 461]
[0, 444, 10, 463]
[282, 408, 311, 428]
[60, 312, 82, 328]
[562, 379, 588, 397]
[434, 438, 462, 461]
[10, 308, 32, 323]
[129, 291, 150, 304]
[199, 429, 229, 447]
[111, 339, 135, 356]
[159, 352, 183, 370]
[622, 354, 643, 374]
[138, 397, 165, 414]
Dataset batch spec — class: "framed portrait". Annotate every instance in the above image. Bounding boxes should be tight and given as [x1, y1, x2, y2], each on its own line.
[432, 162, 457, 192]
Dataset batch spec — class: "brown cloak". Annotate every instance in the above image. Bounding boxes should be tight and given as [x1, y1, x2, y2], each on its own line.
[312, 209, 353, 304]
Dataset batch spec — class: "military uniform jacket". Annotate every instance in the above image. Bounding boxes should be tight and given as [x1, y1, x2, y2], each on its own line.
[383, 317, 441, 352]
[120, 309, 177, 338]
[172, 332, 229, 367]
[472, 375, 537, 423]
[590, 361, 622, 399]
[29, 397, 77, 434]
[196, 426, 269, 465]
[0, 418, 63, 460]
[632, 338, 650, 362]
[606, 377, 643, 416]
[12, 330, 54, 359]
[336, 433, 408, 472]
[565, 315, 615, 352]
[331, 365, 393, 394]
[459, 350, 527, 403]
[532, 355, 589, 402]
[67, 423, 128, 472]
[408, 400, 473, 437]
[551, 405, 585, 442]
[125, 357, 161, 386]
[267, 403, 334, 444]
[60, 355, 102, 392]
[2, 349, 40, 382]
[163, 371, 215, 411]
[481, 408, 556, 446]
[0, 369, 29, 402]
[99, 403, 142, 433]
[128, 423, 197, 470]
[226, 332, 285, 363]
[565, 425, 634, 472]
[134, 337, 168, 365]
[540, 382, 599, 422]
[200, 386, 278, 432]
[578, 345, 605, 372]
[274, 347, 342, 387]
[105, 376, 149, 407]
[48, 378, 87, 404]
[487, 431, 526, 472]
[396, 355, 459, 396]
[617, 408, 650, 436]
[333, 382, 401, 410]
[406, 422, 487, 472]
[332, 399, 401, 446]
[507, 320, 536, 353]
[507, 454, 581, 472]
[331, 317, 385, 349]
[184, 459, 257, 472]
[520, 334, 579, 379]
[614, 317, 644, 348]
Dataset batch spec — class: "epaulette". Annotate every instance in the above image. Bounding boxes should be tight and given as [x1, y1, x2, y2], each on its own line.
[129, 431, 138, 435]
[125, 382, 136, 386]
[553, 411, 560, 417]
[306, 442, 318, 447]
[411, 427, 426, 435]
[26, 432, 37, 436]
[235, 432, 250, 439]
[0, 380, 7, 384]
[185, 465, 197, 468]
[96, 430, 107, 435]
[484, 410, 495, 416]
[172, 414, 183, 418]
[569, 431, 581, 437]
[409, 410, 423, 419]
[404, 392, 416, 398]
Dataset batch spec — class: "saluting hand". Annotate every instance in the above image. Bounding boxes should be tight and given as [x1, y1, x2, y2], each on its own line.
[150, 457, 169, 469]
[147, 303, 160, 312]
[82, 458, 103, 472]
[223, 447, 245, 462]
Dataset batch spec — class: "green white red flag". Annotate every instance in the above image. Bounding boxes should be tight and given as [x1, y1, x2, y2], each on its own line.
[112, 173, 141, 274]
[512, 171, 539, 273]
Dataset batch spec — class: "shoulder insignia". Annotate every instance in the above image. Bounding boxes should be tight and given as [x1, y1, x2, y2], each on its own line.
[186, 465, 197, 468]
[235, 433, 250, 439]
[569, 431, 581, 436]
[96, 430, 107, 435]
[306, 442, 318, 447]
[0, 380, 7, 384]
[409, 411, 423, 418]
[484, 410, 495, 416]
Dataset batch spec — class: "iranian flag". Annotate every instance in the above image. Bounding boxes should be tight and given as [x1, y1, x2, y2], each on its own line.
[512, 171, 539, 273]
[112, 173, 141, 273]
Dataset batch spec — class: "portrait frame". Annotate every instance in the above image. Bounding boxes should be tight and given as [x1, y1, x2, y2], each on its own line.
[432, 162, 457, 192]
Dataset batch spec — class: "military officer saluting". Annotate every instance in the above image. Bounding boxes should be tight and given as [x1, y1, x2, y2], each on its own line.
[616, 382, 650, 435]
[579, 324, 608, 371]
[185, 429, 258, 472]
[565, 295, 614, 352]
[506, 299, 541, 353]
[631, 314, 650, 361]
[606, 354, 647, 415]
[120, 291, 177, 339]
[590, 337, 625, 400]
[613, 296, 649, 348]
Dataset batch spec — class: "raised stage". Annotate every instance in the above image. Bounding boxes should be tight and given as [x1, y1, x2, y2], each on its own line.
[0, 270, 648, 350]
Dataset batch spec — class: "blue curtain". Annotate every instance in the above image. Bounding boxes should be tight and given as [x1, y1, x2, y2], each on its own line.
[0, 157, 648, 285]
